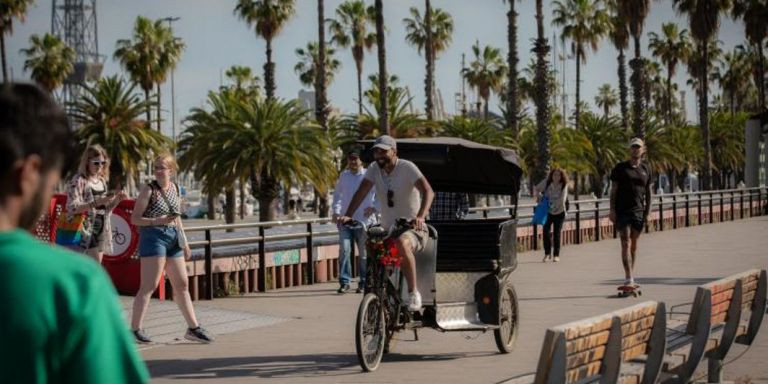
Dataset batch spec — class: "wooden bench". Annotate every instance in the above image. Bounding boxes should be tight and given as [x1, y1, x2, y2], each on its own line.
[508, 301, 665, 384]
[662, 269, 767, 383]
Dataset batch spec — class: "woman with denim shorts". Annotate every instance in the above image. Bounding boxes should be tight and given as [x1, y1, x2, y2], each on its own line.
[129, 153, 213, 344]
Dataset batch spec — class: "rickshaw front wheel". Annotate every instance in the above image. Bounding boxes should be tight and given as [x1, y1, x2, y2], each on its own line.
[356, 293, 386, 371]
[494, 282, 519, 353]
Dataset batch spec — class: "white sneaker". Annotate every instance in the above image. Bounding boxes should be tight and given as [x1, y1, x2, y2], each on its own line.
[408, 291, 422, 312]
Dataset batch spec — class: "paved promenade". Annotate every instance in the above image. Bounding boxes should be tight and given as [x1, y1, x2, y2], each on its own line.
[134, 217, 768, 383]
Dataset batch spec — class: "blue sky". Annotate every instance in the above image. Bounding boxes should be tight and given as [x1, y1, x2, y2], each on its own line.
[6, 0, 747, 137]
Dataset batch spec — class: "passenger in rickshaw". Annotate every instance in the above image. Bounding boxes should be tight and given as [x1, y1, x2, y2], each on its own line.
[339, 135, 435, 311]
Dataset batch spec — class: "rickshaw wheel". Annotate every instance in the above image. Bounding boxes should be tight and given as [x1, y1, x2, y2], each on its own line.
[494, 282, 519, 353]
[356, 293, 386, 371]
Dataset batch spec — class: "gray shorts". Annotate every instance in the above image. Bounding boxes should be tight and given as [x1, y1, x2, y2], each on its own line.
[400, 228, 428, 253]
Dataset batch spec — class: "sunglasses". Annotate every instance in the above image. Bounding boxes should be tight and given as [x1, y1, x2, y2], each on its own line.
[387, 189, 394, 208]
[90, 160, 107, 166]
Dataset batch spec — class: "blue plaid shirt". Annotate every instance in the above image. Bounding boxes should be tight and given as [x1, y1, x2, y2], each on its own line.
[429, 192, 470, 220]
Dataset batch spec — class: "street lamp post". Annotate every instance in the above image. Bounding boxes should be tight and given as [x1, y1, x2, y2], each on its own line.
[161, 16, 180, 152]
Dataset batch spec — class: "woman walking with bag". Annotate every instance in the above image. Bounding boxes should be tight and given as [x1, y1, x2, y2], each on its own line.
[130, 153, 213, 344]
[534, 168, 569, 262]
[64, 144, 127, 263]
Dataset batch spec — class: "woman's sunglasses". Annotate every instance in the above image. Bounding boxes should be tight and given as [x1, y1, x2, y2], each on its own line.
[387, 190, 394, 207]
[90, 160, 107, 166]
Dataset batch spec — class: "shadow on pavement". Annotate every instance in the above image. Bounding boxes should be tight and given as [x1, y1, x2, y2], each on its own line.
[519, 294, 608, 302]
[599, 277, 715, 286]
[148, 354, 359, 380]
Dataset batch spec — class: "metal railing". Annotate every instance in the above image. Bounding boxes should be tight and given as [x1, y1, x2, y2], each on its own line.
[185, 187, 767, 300]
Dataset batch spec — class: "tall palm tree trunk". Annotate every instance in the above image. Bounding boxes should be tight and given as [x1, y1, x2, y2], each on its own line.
[1, 31, 7, 82]
[225, 187, 236, 229]
[758, 42, 766, 111]
[700, 41, 712, 191]
[143, 87, 152, 127]
[156, 83, 162, 132]
[355, 57, 364, 117]
[206, 192, 217, 220]
[533, 0, 551, 184]
[253, 166, 280, 222]
[665, 63, 673, 125]
[239, 180, 246, 220]
[507, 0, 519, 137]
[617, 48, 629, 131]
[424, 0, 434, 121]
[630, 36, 645, 138]
[316, 0, 328, 131]
[483, 95, 490, 120]
[375, 0, 388, 135]
[575, 52, 581, 130]
[265, 38, 276, 100]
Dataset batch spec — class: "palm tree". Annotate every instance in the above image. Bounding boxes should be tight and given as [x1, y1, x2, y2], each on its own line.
[709, 111, 746, 188]
[579, 113, 627, 197]
[234, 0, 296, 101]
[440, 116, 505, 145]
[732, 0, 767, 111]
[357, 73, 428, 138]
[532, 0, 552, 184]
[152, 22, 184, 133]
[329, 0, 376, 116]
[503, 0, 520, 137]
[224, 65, 261, 99]
[20, 33, 75, 93]
[463, 41, 507, 120]
[0, 0, 32, 82]
[621, 0, 652, 138]
[294, 42, 341, 89]
[648, 23, 692, 124]
[179, 90, 244, 224]
[403, 3, 454, 121]
[714, 48, 752, 115]
[69, 76, 170, 190]
[374, 0, 388, 134]
[607, 0, 630, 131]
[315, 0, 329, 133]
[114, 16, 164, 128]
[595, 83, 618, 117]
[232, 98, 336, 221]
[674, 0, 732, 191]
[552, 0, 609, 131]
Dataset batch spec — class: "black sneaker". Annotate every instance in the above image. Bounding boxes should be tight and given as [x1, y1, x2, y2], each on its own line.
[185, 326, 214, 343]
[337, 284, 350, 294]
[133, 329, 152, 344]
[356, 285, 364, 294]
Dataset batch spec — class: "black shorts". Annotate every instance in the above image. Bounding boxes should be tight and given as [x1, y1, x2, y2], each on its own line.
[616, 214, 644, 232]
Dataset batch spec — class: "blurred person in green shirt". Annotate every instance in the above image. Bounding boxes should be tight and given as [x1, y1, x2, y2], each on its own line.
[0, 83, 149, 384]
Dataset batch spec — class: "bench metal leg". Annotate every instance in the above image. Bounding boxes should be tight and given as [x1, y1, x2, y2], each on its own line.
[707, 358, 723, 383]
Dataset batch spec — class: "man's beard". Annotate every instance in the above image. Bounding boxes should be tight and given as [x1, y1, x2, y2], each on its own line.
[376, 157, 389, 167]
[19, 186, 48, 231]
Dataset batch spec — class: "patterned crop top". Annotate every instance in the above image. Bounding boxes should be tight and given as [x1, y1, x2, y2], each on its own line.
[143, 181, 182, 219]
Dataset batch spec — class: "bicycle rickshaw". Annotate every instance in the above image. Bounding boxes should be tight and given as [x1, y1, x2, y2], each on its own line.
[354, 137, 523, 372]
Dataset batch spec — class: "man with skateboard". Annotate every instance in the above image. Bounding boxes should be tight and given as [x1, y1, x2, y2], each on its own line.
[609, 137, 652, 296]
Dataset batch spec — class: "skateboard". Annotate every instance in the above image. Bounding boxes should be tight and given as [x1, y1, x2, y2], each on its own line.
[617, 284, 642, 298]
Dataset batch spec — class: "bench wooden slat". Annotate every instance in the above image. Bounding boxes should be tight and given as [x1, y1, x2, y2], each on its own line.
[711, 290, 734, 306]
[709, 279, 737, 294]
[621, 329, 651, 352]
[711, 311, 728, 326]
[566, 346, 606, 369]
[566, 361, 601, 382]
[711, 300, 732, 318]
[622, 316, 655, 337]
[562, 317, 613, 340]
[621, 343, 648, 361]
[566, 331, 610, 354]
[617, 305, 656, 323]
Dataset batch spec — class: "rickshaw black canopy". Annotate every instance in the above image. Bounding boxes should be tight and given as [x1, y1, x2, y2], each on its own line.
[360, 137, 523, 196]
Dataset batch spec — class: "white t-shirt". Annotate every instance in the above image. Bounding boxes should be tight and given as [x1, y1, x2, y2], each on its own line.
[364, 159, 424, 229]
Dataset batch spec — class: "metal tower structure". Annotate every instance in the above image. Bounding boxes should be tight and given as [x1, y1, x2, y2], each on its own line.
[51, 0, 102, 110]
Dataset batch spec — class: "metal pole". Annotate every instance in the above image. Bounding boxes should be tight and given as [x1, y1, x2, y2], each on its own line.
[532, 205, 538, 251]
[258, 226, 266, 292]
[672, 195, 677, 229]
[658, 196, 664, 232]
[697, 194, 702, 225]
[594, 202, 600, 241]
[306, 222, 315, 284]
[730, 192, 735, 221]
[749, 190, 753, 217]
[709, 193, 714, 224]
[685, 194, 690, 227]
[739, 190, 744, 219]
[575, 202, 581, 244]
[720, 192, 725, 222]
[204, 229, 213, 300]
[162, 16, 181, 153]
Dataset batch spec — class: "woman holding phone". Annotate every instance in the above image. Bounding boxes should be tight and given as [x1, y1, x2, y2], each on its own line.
[130, 153, 213, 344]
[65, 144, 127, 263]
